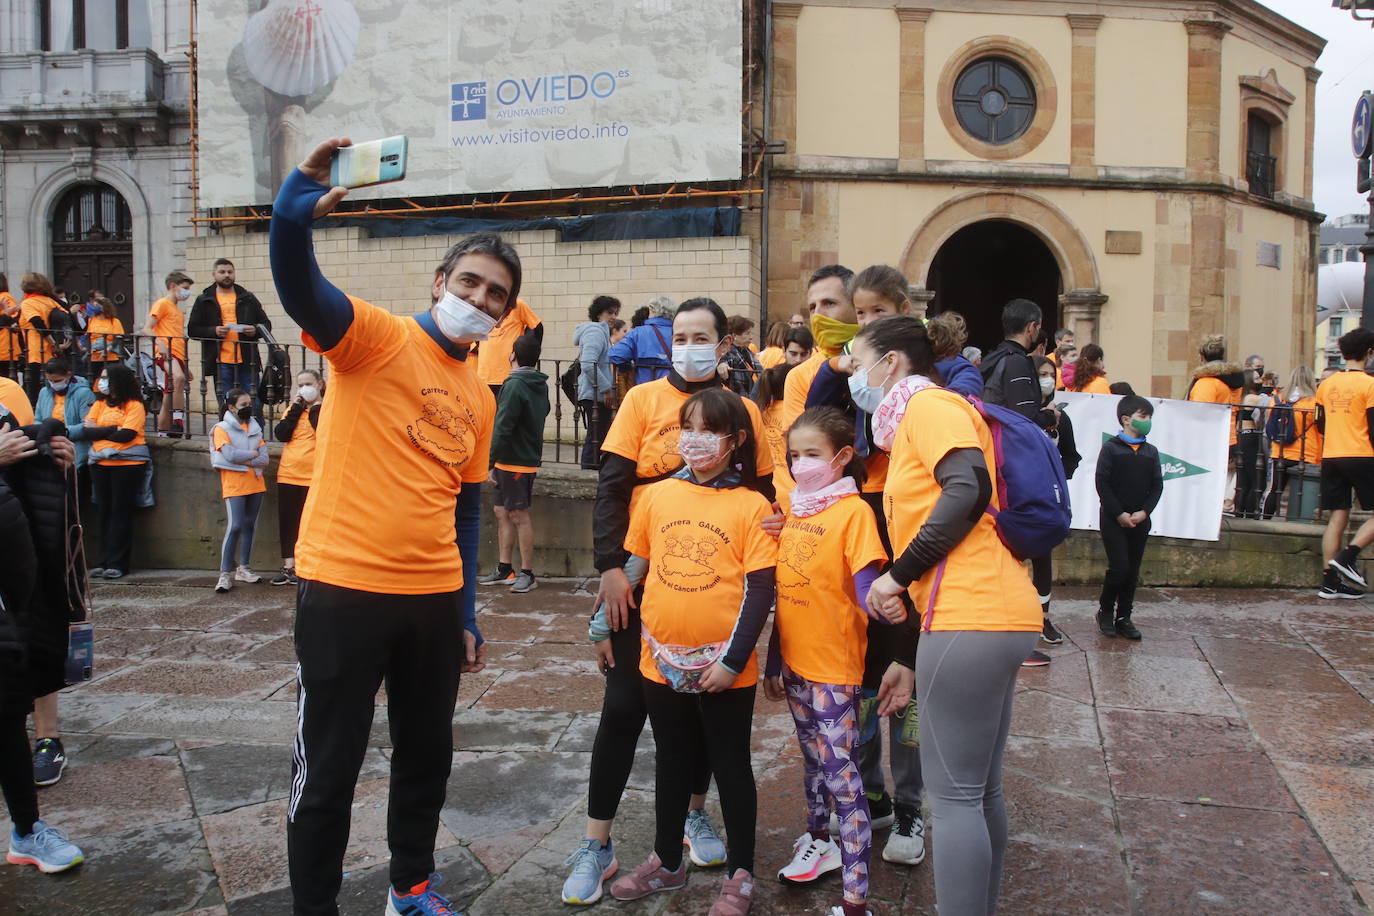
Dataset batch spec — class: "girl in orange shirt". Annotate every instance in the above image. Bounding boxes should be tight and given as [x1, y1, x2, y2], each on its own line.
[84, 296, 125, 381]
[854, 315, 1040, 916]
[1069, 343, 1111, 394]
[271, 370, 324, 586]
[763, 406, 902, 916]
[211, 389, 269, 594]
[80, 365, 148, 578]
[610, 388, 776, 915]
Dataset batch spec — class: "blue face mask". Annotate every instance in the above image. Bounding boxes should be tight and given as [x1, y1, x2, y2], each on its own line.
[49, 380, 69, 393]
[847, 353, 892, 415]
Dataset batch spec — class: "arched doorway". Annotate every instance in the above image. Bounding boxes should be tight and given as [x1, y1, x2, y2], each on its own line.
[926, 220, 1061, 352]
[50, 183, 135, 329]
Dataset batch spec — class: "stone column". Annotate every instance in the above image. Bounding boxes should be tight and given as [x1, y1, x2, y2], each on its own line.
[1304, 67, 1320, 202]
[1183, 19, 1231, 183]
[908, 286, 935, 320]
[1058, 289, 1108, 345]
[897, 8, 932, 170]
[772, 3, 802, 171]
[1066, 14, 1102, 180]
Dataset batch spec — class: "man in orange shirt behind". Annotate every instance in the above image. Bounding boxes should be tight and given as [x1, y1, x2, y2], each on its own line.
[188, 259, 271, 416]
[473, 297, 541, 396]
[1315, 328, 1374, 599]
[141, 270, 195, 437]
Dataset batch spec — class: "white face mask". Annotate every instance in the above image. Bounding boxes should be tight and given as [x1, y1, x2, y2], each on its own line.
[672, 343, 721, 382]
[677, 430, 731, 470]
[298, 385, 319, 402]
[96, 377, 109, 395]
[433, 290, 498, 343]
[848, 353, 892, 415]
[1039, 376, 1055, 397]
[176, 287, 192, 301]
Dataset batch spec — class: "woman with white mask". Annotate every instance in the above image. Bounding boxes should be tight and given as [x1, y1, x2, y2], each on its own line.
[271, 369, 325, 586]
[560, 297, 779, 906]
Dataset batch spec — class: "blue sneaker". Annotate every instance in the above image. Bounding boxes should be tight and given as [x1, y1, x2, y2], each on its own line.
[562, 838, 618, 905]
[7, 820, 84, 873]
[385, 873, 460, 915]
[684, 808, 727, 867]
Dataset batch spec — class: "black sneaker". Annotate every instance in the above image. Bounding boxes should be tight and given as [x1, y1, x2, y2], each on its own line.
[1114, 617, 1142, 640]
[270, 567, 298, 587]
[1329, 549, 1367, 588]
[867, 793, 895, 831]
[1318, 580, 1365, 600]
[33, 738, 67, 787]
[1041, 617, 1063, 646]
[1021, 650, 1051, 667]
[1096, 608, 1117, 637]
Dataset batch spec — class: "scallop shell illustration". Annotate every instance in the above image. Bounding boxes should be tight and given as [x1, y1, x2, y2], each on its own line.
[242, 0, 361, 97]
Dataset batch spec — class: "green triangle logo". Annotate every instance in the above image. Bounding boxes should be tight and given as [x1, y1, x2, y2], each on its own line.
[1101, 434, 1209, 481]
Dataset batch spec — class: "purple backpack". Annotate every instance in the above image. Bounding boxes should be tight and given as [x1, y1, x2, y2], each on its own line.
[967, 397, 1072, 560]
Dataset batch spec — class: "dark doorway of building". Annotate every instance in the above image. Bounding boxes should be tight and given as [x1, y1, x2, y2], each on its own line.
[927, 220, 1061, 353]
[51, 183, 135, 331]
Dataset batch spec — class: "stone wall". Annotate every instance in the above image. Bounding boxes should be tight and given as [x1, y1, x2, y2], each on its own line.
[99, 438, 1323, 589]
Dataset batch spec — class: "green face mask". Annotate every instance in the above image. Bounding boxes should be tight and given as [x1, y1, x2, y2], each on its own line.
[1131, 417, 1152, 437]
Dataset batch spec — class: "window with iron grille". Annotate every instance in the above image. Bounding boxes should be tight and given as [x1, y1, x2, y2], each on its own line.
[952, 58, 1037, 146]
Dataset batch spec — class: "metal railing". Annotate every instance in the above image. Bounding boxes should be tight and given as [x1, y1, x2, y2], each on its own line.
[0, 327, 764, 465]
[1246, 150, 1277, 199]
[1245, 403, 1321, 521]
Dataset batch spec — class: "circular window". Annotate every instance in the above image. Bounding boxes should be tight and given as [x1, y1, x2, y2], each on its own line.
[952, 58, 1037, 146]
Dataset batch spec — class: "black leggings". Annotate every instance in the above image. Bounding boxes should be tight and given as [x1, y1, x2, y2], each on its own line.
[1099, 518, 1149, 618]
[91, 463, 143, 573]
[1263, 458, 1296, 520]
[0, 709, 37, 837]
[1234, 429, 1265, 519]
[587, 608, 710, 820]
[278, 482, 310, 560]
[1030, 553, 1053, 602]
[643, 680, 757, 874]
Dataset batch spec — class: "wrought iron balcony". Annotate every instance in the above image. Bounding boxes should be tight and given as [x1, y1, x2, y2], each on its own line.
[1246, 150, 1277, 199]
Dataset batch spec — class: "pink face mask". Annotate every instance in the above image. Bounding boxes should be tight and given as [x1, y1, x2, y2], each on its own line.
[790, 453, 843, 493]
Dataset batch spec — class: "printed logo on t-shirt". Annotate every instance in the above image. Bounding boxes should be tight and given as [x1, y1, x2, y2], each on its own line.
[406, 389, 479, 468]
[645, 424, 681, 476]
[654, 520, 729, 592]
[777, 533, 817, 587]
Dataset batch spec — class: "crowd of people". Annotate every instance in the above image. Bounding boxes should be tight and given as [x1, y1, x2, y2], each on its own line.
[0, 142, 1364, 916]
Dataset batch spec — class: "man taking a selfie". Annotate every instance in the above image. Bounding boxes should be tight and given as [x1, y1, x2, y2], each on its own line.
[269, 136, 511, 916]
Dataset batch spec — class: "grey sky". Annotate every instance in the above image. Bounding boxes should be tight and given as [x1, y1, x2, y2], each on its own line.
[1258, 0, 1373, 220]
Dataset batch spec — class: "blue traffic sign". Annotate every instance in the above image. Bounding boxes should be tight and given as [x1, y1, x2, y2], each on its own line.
[1354, 94, 1373, 159]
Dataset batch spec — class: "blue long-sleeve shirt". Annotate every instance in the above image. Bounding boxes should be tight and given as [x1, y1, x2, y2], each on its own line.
[269, 168, 484, 643]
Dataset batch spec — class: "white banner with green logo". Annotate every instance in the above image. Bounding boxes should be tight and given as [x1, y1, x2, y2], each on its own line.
[1057, 392, 1230, 542]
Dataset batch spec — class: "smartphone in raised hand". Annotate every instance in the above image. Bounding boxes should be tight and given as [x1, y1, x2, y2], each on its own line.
[329, 136, 408, 189]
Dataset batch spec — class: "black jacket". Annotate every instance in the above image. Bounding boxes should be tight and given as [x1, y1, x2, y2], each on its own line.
[1048, 407, 1081, 479]
[1095, 435, 1164, 520]
[492, 368, 551, 469]
[188, 283, 271, 375]
[981, 339, 1054, 429]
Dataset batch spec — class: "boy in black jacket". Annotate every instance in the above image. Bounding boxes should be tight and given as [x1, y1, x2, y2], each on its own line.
[478, 333, 550, 593]
[1096, 395, 1163, 640]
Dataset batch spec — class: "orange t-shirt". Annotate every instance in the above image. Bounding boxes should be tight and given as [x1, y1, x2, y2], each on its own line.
[1075, 375, 1111, 395]
[781, 351, 825, 432]
[50, 393, 65, 421]
[0, 292, 20, 362]
[85, 399, 147, 466]
[0, 376, 34, 425]
[277, 409, 319, 486]
[475, 299, 539, 389]
[87, 315, 124, 362]
[296, 299, 495, 595]
[1190, 375, 1240, 446]
[600, 377, 775, 514]
[625, 476, 777, 688]
[216, 289, 241, 365]
[212, 424, 267, 498]
[1316, 370, 1374, 459]
[20, 295, 56, 365]
[148, 297, 188, 361]
[759, 398, 795, 510]
[758, 347, 785, 369]
[1272, 395, 1322, 464]
[883, 388, 1039, 632]
[775, 493, 888, 685]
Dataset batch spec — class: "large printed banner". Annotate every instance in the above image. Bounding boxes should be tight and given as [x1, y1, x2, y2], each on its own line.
[197, 0, 743, 207]
[1057, 392, 1230, 542]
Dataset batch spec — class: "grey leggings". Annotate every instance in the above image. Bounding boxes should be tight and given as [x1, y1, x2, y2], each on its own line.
[917, 629, 1039, 916]
[221, 492, 264, 572]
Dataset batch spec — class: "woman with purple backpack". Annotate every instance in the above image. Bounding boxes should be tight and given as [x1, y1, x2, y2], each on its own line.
[847, 314, 1041, 916]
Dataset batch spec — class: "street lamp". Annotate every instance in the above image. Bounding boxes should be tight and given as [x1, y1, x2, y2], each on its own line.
[1356, 93, 1374, 329]
[1333, 0, 1374, 21]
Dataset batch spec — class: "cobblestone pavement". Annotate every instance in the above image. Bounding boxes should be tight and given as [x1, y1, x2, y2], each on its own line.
[1, 573, 1372, 915]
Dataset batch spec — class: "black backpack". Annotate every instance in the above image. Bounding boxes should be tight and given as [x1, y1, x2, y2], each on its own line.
[258, 344, 291, 406]
[1264, 398, 1299, 446]
[560, 361, 582, 407]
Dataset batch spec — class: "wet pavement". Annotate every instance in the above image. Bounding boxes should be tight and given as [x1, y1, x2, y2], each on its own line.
[1, 574, 1372, 915]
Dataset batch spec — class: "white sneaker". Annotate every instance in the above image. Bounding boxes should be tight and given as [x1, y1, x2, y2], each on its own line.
[234, 566, 261, 584]
[882, 805, 926, 865]
[776, 832, 841, 885]
[214, 573, 233, 593]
